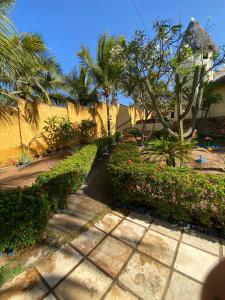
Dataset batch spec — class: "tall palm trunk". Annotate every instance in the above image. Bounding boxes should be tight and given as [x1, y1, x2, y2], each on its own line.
[17, 107, 24, 153]
[105, 92, 111, 136]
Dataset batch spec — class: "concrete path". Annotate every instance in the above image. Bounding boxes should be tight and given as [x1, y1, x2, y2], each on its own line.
[1, 208, 224, 300]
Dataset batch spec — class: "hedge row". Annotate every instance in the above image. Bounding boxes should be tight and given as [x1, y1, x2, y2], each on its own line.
[0, 136, 114, 251]
[108, 142, 225, 231]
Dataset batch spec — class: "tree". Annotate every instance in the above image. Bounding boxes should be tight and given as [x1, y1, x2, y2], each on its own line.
[0, 32, 63, 127]
[64, 66, 99, 106]
[146, 137, 195, 166]
[144, 20, 225, 141]
[78, 33, 125, 136]
[121, 30, 172, 144]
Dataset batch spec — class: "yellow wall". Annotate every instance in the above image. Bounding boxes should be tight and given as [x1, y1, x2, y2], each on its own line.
[0, 101, 142, 164]
[208, 85, 225, 117]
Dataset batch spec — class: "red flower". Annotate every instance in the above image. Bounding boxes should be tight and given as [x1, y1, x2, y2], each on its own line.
[35, 192, 41, 196]
[127, 159, 133, 164]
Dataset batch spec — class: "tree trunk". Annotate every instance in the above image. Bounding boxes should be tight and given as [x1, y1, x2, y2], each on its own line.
[141, 120, 146, 146]
[17, 107, 24, 154]
[106, 96, 111, 136]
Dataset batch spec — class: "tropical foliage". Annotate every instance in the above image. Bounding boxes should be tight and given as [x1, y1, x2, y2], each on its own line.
[78, 33, 125, 135]
[0, 1, 63, 126]
[145, 138, 195, 166]
[64, 66, 99, 106]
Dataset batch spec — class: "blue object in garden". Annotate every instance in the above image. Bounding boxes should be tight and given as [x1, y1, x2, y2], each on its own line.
[5, 248, 14, 256]
[211, 143, 220, 149]
[196, 155, 208, 164]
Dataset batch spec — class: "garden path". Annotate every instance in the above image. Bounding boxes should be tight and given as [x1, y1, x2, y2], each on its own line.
[1, 156, 225, 299]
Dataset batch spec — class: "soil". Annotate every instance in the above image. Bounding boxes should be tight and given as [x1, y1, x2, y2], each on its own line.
[0, 150, 70, 190]
[186, 147, 225, 174]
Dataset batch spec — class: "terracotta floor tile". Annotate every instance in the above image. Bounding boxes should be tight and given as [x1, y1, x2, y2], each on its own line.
[119, 252, 170, 300]
[126, 211, 153, 228]
[104, 284, 138, 300]
[174, 243, 219, 282]
[95, 213, 122, 233]
[111, 220, 145, 247]
[54, 260, 112, 300]
[37, 244, 83, 288]
[138, 230, 177, 266]
[89, 236, 132, 277]
[71, 226, 106, 255]
[165, 271, 202, 300]
[150, 219, 181, 240]
[182, 231, 220, 255]
[0, 269, 48, 300]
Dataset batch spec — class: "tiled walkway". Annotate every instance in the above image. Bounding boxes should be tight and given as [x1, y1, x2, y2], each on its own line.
[1, 210, 224, 300]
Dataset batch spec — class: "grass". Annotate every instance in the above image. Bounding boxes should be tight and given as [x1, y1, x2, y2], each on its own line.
[0, 263, 24, 286]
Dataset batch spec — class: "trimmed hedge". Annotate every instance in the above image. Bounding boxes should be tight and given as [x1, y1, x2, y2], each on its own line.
[0, 136, 114, 251]
[108, 142, 225, 231]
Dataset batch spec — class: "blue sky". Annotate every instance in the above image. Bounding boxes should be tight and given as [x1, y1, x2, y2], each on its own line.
[10, 0, 225, 105]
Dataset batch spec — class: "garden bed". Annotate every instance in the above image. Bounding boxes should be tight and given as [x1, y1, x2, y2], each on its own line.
[108, 140, 225, 232]
[0, 150, 70, 190]
[0, 136, 114, 252]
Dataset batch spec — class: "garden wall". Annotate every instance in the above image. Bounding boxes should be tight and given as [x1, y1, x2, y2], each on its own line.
[172, 117, 225, 137]
[0, 101, 142, 164]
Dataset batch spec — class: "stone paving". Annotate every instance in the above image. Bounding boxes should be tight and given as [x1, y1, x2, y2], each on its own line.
[1, 209, 224, 300]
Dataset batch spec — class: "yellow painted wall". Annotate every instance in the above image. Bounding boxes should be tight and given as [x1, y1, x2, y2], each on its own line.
[208, 85, 225, 117]
[0, 101, 142, 164]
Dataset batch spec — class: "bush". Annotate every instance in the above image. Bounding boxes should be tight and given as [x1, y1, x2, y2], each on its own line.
[151, 128, 171, 139]
[0, 186, 50, 251]
[114, 130, 123, 142]
[79, 120, 96, 143]
[43, 116, 79, 150]
[0, 137, 113, 251]
[37, 143, 98, 210]
[127, 127, 141, 137]
[108, 142, 225, 231]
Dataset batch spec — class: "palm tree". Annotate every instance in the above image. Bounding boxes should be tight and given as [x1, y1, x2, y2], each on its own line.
[145, 138, 195, 167]
[0, 32, 63, 126]
[78, 34, 125, 136]
[0, 0, 15, 14]
[64, 66, 99, 106]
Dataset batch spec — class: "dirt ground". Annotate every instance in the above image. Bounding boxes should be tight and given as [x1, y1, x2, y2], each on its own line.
[0, 150, 70, 190]
[187, 147, 225, 174]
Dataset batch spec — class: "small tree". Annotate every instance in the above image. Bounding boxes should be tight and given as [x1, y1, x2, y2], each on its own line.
[122, 21, 182, 142]
[78, 34, 125, 136]
[121, 31, 154, 144]
[144, 20, 225, 141]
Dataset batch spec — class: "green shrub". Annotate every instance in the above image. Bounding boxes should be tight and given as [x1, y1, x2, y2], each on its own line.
[114, 130, 123, 142]
[37, 143, 98, 210]
[108, 142, 141, 167]
[18, 151, 31, 165]
[79, 120, 96, 143]
[43, 116, 79, 149]
[127, 127, 141, 137]
[108, 142, 225, 231]
[151, 128, 171, 139]
[0, 186, 50, 251]
[0, 137, 113, 251]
